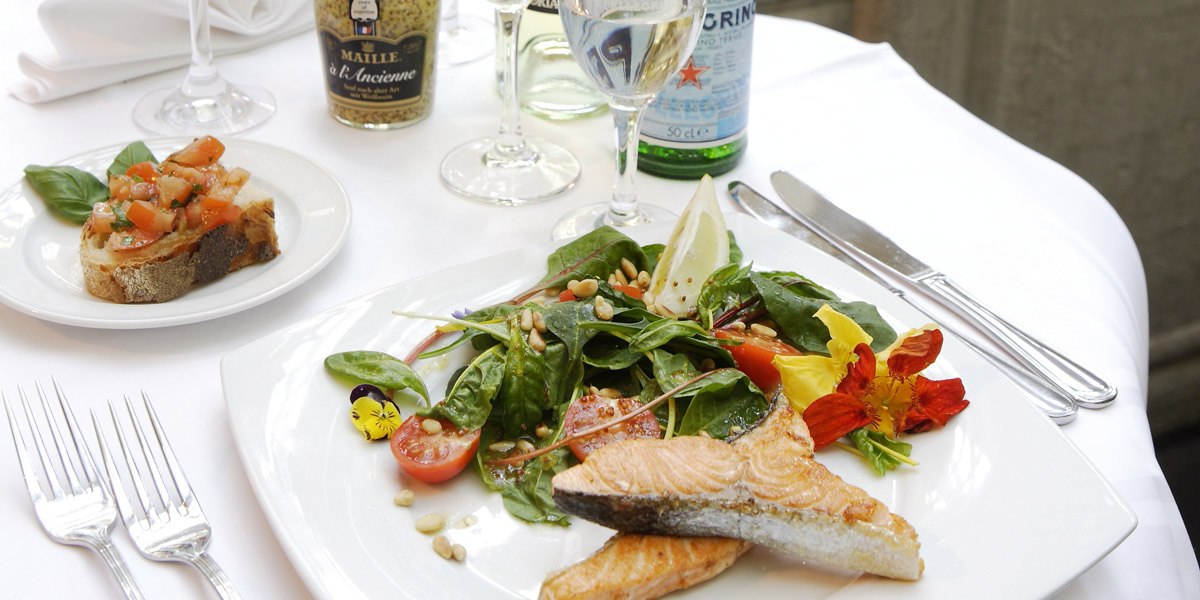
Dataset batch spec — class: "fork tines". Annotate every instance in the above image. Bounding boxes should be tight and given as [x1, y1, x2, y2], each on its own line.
[4, 379, 104, 505]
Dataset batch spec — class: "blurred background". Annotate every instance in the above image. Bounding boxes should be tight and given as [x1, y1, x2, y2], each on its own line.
[757, 0, 1200, 554]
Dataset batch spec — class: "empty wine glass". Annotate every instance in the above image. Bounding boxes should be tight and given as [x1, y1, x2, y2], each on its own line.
[133, 0, 275, 135]
[551, 0, 705, 239]
[438, 0, 493, 67]
[440, 0, 581, 205]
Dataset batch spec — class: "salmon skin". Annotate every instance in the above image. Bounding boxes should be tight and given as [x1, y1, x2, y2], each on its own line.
[551, 403, 923, 581]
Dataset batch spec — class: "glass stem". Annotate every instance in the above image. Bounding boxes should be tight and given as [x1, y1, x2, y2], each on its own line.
[607, 102, 646, 225]
[181, 0, 225, 97]
[493, 8, 528, 158]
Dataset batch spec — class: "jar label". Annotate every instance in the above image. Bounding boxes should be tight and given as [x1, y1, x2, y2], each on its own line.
[640, 0, 754, 147]
[318, 28, 427, 107]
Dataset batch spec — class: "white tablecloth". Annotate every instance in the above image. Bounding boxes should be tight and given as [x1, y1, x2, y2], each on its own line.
[1, 6, 1198, 599]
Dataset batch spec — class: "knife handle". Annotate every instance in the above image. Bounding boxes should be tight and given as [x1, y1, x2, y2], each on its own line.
[921, 274, 1117, 408]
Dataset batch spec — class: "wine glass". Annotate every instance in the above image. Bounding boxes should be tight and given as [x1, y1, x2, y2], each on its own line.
[133, 0, 275, 135]
[438, 0, 493, 67]
[551, 0, 706, 239]
[440, 0, 581, 205]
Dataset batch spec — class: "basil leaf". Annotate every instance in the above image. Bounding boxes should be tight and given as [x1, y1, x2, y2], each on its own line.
[422, 346, 505, 430]
[324, 351, 430, 401]
[850, 428, 913, 476]
[107, 141, 158, 179]
[23, 165, 108, 224]
[534, 226, 647, 290]
[499, 322, 550, 437]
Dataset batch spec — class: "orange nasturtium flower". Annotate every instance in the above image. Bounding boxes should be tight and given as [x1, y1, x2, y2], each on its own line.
[773, 305, 969, 450]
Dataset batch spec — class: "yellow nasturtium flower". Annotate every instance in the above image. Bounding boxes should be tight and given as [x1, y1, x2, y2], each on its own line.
[772, 304, 874, 410]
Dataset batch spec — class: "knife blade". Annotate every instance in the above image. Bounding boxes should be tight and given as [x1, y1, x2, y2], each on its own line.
[730, 181, 1077, 424]
[768, 170, 1116, 408]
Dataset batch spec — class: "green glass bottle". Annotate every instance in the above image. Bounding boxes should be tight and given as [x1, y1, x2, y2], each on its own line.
[637, 0, 755, 179]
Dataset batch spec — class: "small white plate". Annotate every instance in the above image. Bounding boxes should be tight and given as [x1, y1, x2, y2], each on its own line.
[222, 214, 1136, 599]
[0, 137, 350, 329]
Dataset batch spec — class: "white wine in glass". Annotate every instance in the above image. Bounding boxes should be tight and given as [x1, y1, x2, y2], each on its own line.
[552, 0, 705, 239]
[133, 0, 275, 135]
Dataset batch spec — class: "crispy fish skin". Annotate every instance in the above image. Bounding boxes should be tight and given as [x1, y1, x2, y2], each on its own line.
[539, 534, 751, 600]
[551, 405, 923, 581]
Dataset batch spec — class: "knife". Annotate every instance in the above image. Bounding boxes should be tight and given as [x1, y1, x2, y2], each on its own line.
[768, 170, 1116, 409]
[730, 181, 1077, 424]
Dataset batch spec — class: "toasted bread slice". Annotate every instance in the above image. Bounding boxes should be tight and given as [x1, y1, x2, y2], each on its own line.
[552, 404, 923, 581]
[81, 182, 280, 303]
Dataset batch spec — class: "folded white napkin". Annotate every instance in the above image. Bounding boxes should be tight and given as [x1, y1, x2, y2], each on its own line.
[9, 0, 312, 103]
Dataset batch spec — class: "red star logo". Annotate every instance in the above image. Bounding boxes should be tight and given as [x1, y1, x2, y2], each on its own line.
[676, 57, 710, 90]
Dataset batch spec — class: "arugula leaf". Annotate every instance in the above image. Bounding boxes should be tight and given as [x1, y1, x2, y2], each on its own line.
[533, 226, 647, 290]
[107, 141, 158, 179]
[499, 322, 550, 437]
[421, 346, 505, 430]
[850, 428, 914, 476]
[324, 351, 429, 402]
[23, 165, 108, 224]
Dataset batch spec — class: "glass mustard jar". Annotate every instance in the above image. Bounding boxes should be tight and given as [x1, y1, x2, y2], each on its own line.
[315, 0, 440, 129]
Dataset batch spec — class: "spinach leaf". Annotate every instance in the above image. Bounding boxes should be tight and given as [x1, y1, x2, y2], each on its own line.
[628, 319, 709, 353]
[750, 273, 896, 353]
[677, 370, 769, 439]
[651, 349, 701, 391]
[727, 231, 743, 266]
[583, 338, 643, 370]
[499, 323, 550, 437]
[107, 141, 158, 179]
[533, 226, 647, 290]
[850, 428, 913, 476]
[324, 351, 429, 402]
[641, 243, 664, 275]
[23, 165, 108, 224]
[421, 346, 505, 430]
[541, 301, 597, 405]
[696, 262, 755, 329]
[498, 448, 572, 526]
[760, 270, 838, 302]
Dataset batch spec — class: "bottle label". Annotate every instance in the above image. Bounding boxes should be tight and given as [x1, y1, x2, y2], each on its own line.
[318, 28, 427, 107]
[640, 0, 754, 148]
[528, 0, 559, 16]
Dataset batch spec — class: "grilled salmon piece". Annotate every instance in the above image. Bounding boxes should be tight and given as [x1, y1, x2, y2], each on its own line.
[551, 404, 923, 581]
[539, 534, 750, 600]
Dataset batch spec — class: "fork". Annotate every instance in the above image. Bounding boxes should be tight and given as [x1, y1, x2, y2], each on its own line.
[2, 381, 145, 600]
[94, 392, 242, 600]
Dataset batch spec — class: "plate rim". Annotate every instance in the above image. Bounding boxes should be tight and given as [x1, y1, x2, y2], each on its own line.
[0, 136, 352, 329]
[221, 213, 1137, 599]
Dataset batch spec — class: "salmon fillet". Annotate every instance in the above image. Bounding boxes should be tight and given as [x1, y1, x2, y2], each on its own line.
[539, 534, 751, 600]
[551, 404, 923, 581]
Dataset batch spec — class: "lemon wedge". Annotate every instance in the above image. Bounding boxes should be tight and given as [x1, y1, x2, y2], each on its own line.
[647, 175, 730, 318]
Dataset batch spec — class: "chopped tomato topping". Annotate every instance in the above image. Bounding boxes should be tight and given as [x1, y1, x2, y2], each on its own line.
[106, 227, 163, 251]
[167, 136, 225, 168]
[89, 203, 117, 235]
[124, 161, 159, 183]
[125, 200, 174, 234]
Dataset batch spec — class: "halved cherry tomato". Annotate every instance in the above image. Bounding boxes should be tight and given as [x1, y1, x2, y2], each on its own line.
[562, 394, 661, 461]
[124, 161, 160, 183]
[389, 415, 480, 483]
[125, 200, 175, 234]
[106, 227, 164, 251]
[613, 284, 643, 299]
[714, 327, 803, 392]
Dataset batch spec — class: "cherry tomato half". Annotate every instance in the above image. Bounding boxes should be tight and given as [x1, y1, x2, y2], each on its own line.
[713, 327, 803, 392]
[389, 415, 480, 483]
[562, 394, 661, 461]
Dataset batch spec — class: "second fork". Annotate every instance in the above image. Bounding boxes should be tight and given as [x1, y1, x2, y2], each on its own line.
[94, 392, 242, 600]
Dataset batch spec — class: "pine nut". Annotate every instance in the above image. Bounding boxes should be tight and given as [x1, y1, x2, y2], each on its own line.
[451, 544, 467, 561]
[566, 279, 580, 294]
[613, 269, 629, 286]
[573, 278, 599, 298]
[597, 387, 622, 399]
[519, 308, 533, 332]
[637, 271, 650, 287]
[588, 386, 602, 397]
[532, 311, 547, 332]
[421, 418, 443, 434]
[489, 441, 516, 452]
[415, 513, 445, 534]
[620, 258, 638, 280]
[729, 321, 746, 331]
[393, 490, 415, 507]
[432, 534, 453, 559]
[607, 274, 618, 286]
[515, 439, 535, 453]
[594, 296, 613, 321]
[528, 328, 546, 352]
[535, 423, 551, 438]
[750, 323, 777, 338]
